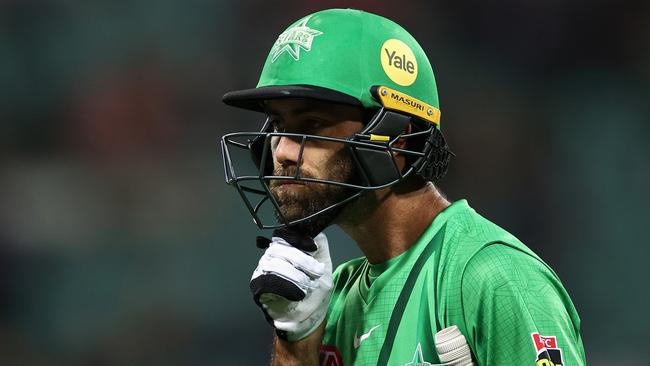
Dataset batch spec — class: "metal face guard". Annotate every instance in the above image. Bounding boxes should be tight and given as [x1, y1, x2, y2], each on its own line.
[220, 107, 433, 230]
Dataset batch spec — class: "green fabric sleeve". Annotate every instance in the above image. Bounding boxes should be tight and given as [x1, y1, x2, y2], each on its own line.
[461, 244, 585, 366]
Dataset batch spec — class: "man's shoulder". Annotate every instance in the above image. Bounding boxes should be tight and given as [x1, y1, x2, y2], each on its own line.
[433, 202, 568, 332]
[435, 200, 546, 287]
[442, 200, 523, 247]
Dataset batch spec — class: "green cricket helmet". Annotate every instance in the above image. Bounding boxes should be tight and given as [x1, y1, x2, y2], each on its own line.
[221, 9, 452, 230]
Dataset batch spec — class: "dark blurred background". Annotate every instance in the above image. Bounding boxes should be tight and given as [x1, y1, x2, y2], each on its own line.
[1, 0, 648, 365]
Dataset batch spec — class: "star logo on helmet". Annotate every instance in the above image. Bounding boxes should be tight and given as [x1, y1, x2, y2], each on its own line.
[270, 15, 323, 63]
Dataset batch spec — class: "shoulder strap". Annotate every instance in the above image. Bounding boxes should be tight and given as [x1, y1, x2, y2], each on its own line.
[376, 225, 446, 366]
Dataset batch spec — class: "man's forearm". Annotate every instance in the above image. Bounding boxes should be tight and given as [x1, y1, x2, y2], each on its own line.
[271, 322, 325, 366]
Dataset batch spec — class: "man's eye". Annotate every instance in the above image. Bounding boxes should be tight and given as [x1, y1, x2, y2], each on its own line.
[303, 118, 328, 132]
[307, 120, 323, 129]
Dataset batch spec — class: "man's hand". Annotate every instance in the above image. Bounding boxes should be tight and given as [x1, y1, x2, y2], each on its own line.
[250, 229, 333, 342]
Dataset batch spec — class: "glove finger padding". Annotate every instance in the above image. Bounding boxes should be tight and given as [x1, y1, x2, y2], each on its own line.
[251, 273, 306, 303]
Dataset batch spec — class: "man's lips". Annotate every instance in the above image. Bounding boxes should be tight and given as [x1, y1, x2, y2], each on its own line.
[271, 179, 306, 188]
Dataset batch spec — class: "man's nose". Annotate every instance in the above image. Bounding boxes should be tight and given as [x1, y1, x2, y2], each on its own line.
[273, 135, 303, 166]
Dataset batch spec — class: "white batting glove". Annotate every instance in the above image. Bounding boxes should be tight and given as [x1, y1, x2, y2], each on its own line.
[250, 229, 333, 341]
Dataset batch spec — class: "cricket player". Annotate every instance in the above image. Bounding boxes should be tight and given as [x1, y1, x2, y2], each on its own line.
[221, 9, 586, 366]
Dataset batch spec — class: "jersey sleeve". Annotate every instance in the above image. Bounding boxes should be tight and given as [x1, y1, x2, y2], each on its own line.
[461, 243, 585, 366]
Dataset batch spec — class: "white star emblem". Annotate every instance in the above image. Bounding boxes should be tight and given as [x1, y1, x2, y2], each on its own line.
[270, 16, 323, 62]
[403, 343, 433, 366]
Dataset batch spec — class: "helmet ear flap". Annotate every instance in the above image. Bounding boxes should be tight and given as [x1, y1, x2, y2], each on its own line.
[352, 108, 453, 186]
[351, 110, 411, 186]
[365, 110, 411, 136]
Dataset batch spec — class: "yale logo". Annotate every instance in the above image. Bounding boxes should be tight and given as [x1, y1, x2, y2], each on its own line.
[380, 39, 418, 86]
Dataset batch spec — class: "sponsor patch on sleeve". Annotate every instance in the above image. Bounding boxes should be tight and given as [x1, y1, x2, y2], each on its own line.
[531, 333, 564, 366]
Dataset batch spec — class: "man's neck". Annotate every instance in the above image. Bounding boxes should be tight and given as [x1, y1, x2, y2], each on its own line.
[337, 182, 450, 264]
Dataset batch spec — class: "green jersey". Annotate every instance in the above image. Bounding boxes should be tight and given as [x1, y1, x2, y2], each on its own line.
[319, 199, 585, 366]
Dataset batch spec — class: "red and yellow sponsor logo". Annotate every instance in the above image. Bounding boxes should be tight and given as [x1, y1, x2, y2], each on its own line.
[531, 333, 564, 366]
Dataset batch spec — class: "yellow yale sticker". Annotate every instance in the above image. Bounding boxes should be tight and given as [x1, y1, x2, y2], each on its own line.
[380, 39, 418, 86]
[376, 86, 441, 125]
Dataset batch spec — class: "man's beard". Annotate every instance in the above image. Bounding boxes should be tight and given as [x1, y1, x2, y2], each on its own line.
[269, 149, 358, 238]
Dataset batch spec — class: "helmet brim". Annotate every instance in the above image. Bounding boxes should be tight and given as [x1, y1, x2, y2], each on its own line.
[222, 85, 362, 112]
